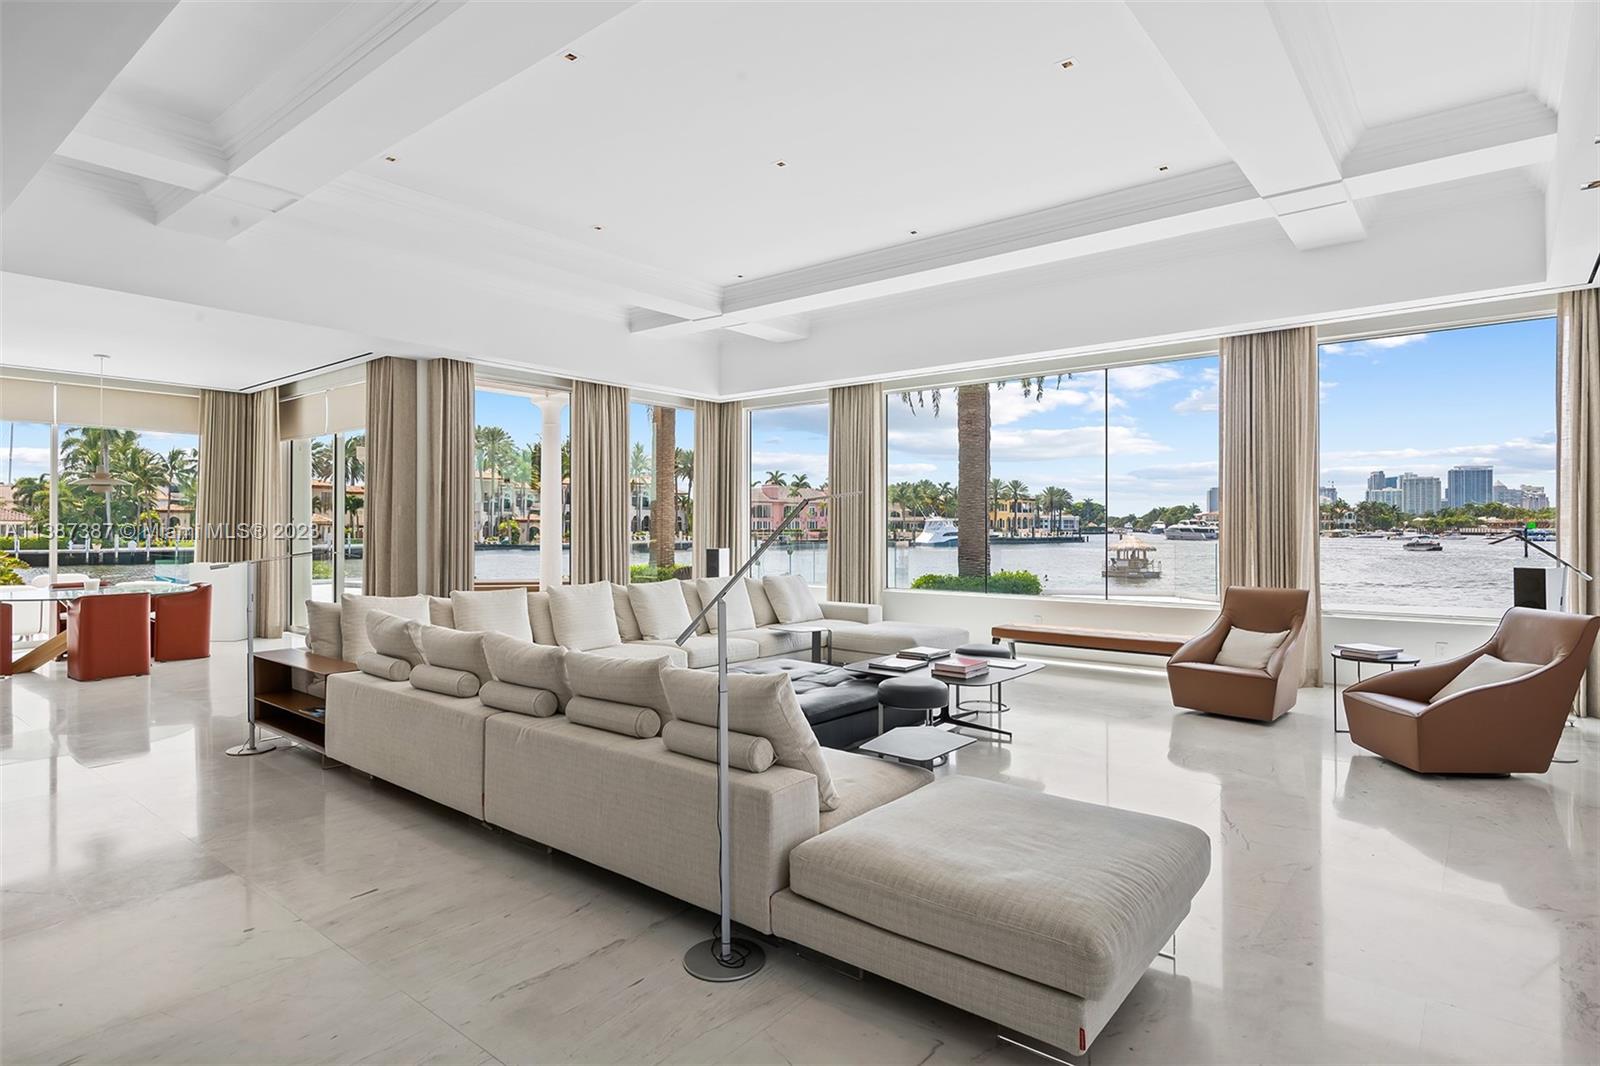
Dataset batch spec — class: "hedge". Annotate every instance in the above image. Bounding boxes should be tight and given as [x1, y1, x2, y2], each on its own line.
[910, 570, 1042, 596]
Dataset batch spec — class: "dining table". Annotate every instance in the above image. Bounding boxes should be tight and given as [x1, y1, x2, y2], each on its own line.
[2, 582, 193, 673]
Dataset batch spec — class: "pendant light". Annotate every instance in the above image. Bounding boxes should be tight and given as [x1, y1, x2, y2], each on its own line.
[69, 354, 129, 495]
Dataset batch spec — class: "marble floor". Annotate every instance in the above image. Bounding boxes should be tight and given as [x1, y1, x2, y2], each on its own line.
[2, 644, 1597, 1065]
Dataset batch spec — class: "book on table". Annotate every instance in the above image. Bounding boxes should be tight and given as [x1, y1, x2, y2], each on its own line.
[872, 655, 926, 672]
[1335, 642, 1403, 660]
[932, 655, 990, 680]
[901, 646, 952, 661]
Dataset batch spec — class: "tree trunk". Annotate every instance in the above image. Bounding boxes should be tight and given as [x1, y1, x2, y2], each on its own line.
[956, 385, 989, 579]
[651, 408, 676, 569]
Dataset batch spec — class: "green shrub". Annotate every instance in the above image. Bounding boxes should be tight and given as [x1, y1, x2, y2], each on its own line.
[629, 563, 685, 584]
[910, 570, 1042, 596]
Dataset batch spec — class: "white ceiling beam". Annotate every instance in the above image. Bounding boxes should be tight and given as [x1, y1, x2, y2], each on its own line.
[1126, 0, 1364, 250]
[1, 0, 176, 212]
[725, 316, 809, 343]
[1538, 0, 1599, 284]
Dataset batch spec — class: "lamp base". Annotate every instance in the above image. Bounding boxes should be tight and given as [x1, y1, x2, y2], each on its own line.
[683, 937, 766, 982]
[225, 738, 282, 757]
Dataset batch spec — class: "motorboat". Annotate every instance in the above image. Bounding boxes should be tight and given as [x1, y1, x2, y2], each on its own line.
[1165, 520, 1218, 541]
[1149, 522, 1167, 536]
[913, 518, 959, 546]
[1403, 535, 1443, 552]
[1103, 537, 1163, 580]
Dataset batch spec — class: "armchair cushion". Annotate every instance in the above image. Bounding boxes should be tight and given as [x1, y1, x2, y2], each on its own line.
[1430, 654, 1542, 702]
[1213, 627, 1289, 670]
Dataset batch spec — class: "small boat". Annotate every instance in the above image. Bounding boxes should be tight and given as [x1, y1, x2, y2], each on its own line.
[913, 518, 959, 546]
[1165, 520, 1218, 541]
[1149, 522, 1167, 536]
[1356, 531, 1386, 539]
[1103, 537, 1163, 580]
[1403, 535, 1443, 552]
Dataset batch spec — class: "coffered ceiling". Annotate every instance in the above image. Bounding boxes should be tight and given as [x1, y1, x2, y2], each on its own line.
[2, 1, 1595, 395]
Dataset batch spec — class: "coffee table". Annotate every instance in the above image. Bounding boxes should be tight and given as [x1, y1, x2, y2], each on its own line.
[847, 656, 1046, 743]
[858, 726, 975, 768]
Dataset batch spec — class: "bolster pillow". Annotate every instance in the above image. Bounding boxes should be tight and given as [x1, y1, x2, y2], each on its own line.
[480, 680, 559, 718]
[567, 695, 661, 738]
[662, 720, 776, 772]
[410, 663, 481, 698]
[356, 651, 411, 682]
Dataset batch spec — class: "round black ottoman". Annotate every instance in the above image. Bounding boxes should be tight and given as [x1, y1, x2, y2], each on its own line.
[876, 674, 949, 735]
[954, 643, 1013, 716]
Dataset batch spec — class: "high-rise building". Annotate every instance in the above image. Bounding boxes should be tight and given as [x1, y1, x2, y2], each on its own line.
[1319, 484, 1338, 505]
[1366, 470, 1388, 492]
[1492, 481, 1521, 505]
[1366, 487, 1403, 508]
[1206, 486, 1220, 513]
[1520, 485, 1550, 510]
[1397, 472, 1442, 515]
[1446, 465, 1493, 508]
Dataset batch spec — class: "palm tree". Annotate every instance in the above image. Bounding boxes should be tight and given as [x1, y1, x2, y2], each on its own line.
[789, 473, 812, 494]
[955, 385, 989, 578]
[675, 446, 694, 539]
[157, 448, 196, 537]
[650, 407, 676, 568]
[310, 438, 334, 482]
[763, 470, 788, 487]
[475, 425, 514, 538]
[1003, 479, 1029, 534]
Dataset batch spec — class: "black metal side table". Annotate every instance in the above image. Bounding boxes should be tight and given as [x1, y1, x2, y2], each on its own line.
[1330, 650, 1420, 735]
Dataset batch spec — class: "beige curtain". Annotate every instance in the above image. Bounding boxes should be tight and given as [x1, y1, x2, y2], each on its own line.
[692, 399, 749, 574]
[427, 359, 475, 596]
[1558, 288, 1599, 717]
[364, 357, 418, 596]
[570, 381, 629, 584]
[1219, 326, 1322, 686]
[193, 388, 285, 637]
[827, 383, 886, 603]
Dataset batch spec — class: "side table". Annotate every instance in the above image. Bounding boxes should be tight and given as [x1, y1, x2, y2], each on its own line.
[1330, 651, 1420, 735]
[251, 647, 357, 757]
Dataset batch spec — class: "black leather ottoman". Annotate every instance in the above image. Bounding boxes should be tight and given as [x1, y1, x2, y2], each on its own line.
[728, 659, 923, 750]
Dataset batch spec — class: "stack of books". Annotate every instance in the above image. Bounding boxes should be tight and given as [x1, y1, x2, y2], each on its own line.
[901, 646, 951, 662]
[1334, 642, 1403, 662]
[932, 655, 989, 681]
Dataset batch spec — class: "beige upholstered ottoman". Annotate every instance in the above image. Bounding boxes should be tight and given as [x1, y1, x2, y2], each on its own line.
[771, 776, 1210, 1058]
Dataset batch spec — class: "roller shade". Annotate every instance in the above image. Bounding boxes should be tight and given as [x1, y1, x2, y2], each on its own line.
[1, 376, 199, 432]
[0, 376, 54, 423]
[278, 382, 365, 439]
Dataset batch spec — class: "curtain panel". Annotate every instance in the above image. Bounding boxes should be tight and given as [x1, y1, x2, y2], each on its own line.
[1558, 288, 1599, 717]
[570, 381, 630, 584]
[427, 359, 475, 596]
[193, 388, 286, 637]
[364, 357, 419, 596]
[1218, 326, 1322, 686]
[692, 399, 749, 574]
[827, 383, 886, 603]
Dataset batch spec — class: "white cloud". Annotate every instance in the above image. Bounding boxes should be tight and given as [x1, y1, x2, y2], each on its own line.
[987, 380, 1099, 426]
[1321, 343, 1347, 354]
[750, 450, 828, 483]
[1172, 366, 1218, 414]
[991, 424, 1167, 462]
[1366, 333, 1429, 349]
[1108, 364, 1182, 391]
[888, 461, 937, 478]
[1321, 333, 1430, 358]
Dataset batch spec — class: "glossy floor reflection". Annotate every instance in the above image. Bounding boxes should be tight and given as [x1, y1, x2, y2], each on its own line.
[3, 645, 1597, 1064]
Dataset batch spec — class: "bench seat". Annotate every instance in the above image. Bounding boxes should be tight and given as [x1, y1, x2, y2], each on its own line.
[993, 623, 1187, 657]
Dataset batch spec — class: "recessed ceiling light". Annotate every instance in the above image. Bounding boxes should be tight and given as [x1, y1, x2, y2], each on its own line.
[1059, 57, 1076, 70]
[909, 230, 919, 235]
[384, 155, 398, 163]
[736, 274, 744, 279]
[592, 225, 604, 231]
[564, 52, 578, 61]
[1157, 165, 1169, 172]
[773, 160, 787, 168]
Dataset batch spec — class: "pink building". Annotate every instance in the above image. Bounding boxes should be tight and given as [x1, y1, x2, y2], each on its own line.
[750, 483, 828, 540]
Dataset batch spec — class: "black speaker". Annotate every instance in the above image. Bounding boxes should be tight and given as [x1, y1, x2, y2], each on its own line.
[1513, 566, 1563, 609]
[703, 548, 730, 578]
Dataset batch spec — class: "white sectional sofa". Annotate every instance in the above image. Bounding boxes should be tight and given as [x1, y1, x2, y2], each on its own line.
[316, 585, 1212, 1057]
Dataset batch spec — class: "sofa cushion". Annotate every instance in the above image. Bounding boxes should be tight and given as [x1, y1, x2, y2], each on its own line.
[661, 719, 776, 772]
[482, 632, 570, 707]
[786, 776, 1211, 1000]
[612, 583, 643, 642]
[694, 576, 756, 632]
[763, 574, 823, 624]
[367, 610, 425, 666]
[306, 599, 342, 659]
[340, 593, 429, 661]
[583, 642, 689, 668]
[450, 588, 534, 642]
[428, 596, 455, 628]
[828, 621, 968, 658]
[746, 578, 778, 627]
[526, 591, 558, 644]
[643, 634, 761, 669]
[1214, 626, 1289, 670]
[481, 680, 560, 718]
[1431, 653, 1543, 702]
[419, 626, 492, 684]
[817, 748, 933, 832]
[566, 650, 668, 713]
[731, 627, 811, 658]
[547, 583, 623, 651]
[411, 663, 481, 698]
[628, 579, 693, 640]
[356, 651, 411, 682]
[662, 666, 839, 811]
[568, 695, 662, 738]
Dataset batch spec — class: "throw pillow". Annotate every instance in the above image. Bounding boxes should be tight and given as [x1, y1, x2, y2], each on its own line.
[340, 593, 429, 661]
[612, 584, 643, 642]
[418, 626, 492, 684]
[482, 632, 570, 707]
[356, 651, 411, 682]
[662, 720, 776, 772]
[546, 583, 623, 650]
[662, 666, 839, 810]
[679, 580, 711, 635]
[628, 580, 694, 641]
[450, 588, 534, 641]
[1431, 654, 1544, 702]
[567, 696, 662, 738]
[480, 680, 559, 718]
[306, 600, 343, 659]
[745, 578, 778, 627]
[693, 576, 756, 632]
[565, 651, 668, 713]
[762, 574, 823, 624]
[1214, 627, 1290, 670]
[410, 664, 480, 698]
[526, 591, 558, 644]
[367, 610, 425, 666]
[428, 596, 455, 628]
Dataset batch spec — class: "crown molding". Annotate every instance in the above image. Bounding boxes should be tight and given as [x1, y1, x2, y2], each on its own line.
[1343, 92, 1556, 181]
[1267, 0, 1364, 163]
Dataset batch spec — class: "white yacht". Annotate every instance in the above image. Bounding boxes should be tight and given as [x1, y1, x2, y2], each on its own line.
[1149, 522, 1167, 536]
[913, 518, 960, 546]
[1165, 520, 1218, 541]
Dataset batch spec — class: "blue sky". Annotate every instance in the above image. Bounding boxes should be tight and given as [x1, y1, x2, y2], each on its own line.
[0, 424, 196, 482]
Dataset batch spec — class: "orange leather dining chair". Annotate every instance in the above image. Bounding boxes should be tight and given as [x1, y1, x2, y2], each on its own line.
[66, 592, 151, 681]
[151, 583, 212, 662]
[1, 601, 11, 676]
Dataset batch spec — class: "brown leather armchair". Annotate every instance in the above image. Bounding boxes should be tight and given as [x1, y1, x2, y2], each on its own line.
[152, 583, 211, 662]
[1344, 607, 1599, 774]
[66, 592, 152, 682]
[1167, 587, 1310, 722]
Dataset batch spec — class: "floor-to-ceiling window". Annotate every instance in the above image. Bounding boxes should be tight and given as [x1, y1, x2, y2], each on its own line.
[886, 355, 1219, 601]
[748, 401, 828, 583]
[627, 401, 694, 582]
[1, 420, 57, 582]
[287, 429, 363, 616]
[1318, 318, 1557, 617]
[473, 386, 569, 587]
